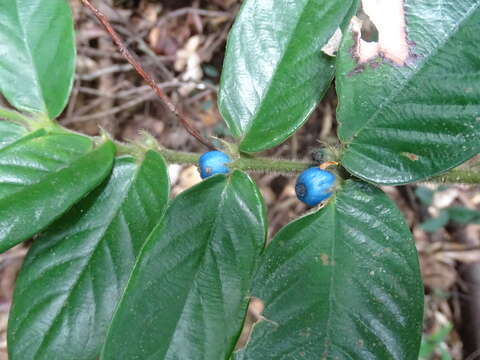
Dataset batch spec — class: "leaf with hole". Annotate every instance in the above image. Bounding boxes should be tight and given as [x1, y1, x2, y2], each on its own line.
[8, 151, 169, 360]
[234, 180, 423, 360]
[0, 0, 76, 118]
[0, 130, 115, 252]
[218, 0, 358, 153]
[337, 1, 480, 184]
[102, 171, 267, 360]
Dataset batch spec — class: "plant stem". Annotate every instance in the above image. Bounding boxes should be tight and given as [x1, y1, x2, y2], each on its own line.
[157, 148, 312, 174]
[231, 156, 312, 174]
[160, 149, 199, 165]
[0, 107, 30, 125]
[429, 169, 480, 185]
[156, 148, 480, 183]
[115, 137, 480, 182]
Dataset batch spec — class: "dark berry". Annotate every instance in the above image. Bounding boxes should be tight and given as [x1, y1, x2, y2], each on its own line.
[295, 168, 335, 206]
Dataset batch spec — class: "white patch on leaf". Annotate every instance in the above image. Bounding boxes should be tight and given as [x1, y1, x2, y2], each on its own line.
[321, 28, 343, 57]
[351, 0, 409, 66]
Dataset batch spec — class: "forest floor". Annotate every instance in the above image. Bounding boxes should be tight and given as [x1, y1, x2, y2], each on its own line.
[0, 1, 479, 359]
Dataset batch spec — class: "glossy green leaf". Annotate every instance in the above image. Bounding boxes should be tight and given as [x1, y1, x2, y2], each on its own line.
[0, 122, 27, 149]
[218, 0, 357, 153]
[235, 180, 423, 360]
[102, 171, 267, 360]
[0, 133, 115, 252]
[337, 1, 480, 185]
[8, 151, 169, 360]
[0, 0, 76, 118]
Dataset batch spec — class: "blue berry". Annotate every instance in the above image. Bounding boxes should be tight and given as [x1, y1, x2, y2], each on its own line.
[198, 150, 231, 179]
[295, 168, 336, 206]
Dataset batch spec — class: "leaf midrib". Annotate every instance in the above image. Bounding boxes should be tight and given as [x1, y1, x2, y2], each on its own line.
[0, 123, 27, 147]
[0, 129, 44, 158]
[236, 0, 336, 138]
[163, 178, 231, 359]
[0, 135, 92, 204]
[321, 202, 337, 358]
[30, 159, 141, 359]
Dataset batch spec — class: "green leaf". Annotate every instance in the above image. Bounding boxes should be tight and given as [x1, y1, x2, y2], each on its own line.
[0, 133, 115, 252]
[8, 151, 169, 360]
[415, 186, 434, 206]
[218, 0, 358, 153]
[102, 171, 267, 360]
[447, 206, 480, 225]
[337, 1, 480, 185]
[0, 0, 76, 118]
[421, 210, 450, 233]
[235, 180, 423, 359]
[0, 121, 27, 149]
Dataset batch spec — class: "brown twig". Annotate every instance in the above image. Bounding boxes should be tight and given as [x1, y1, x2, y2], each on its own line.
[157, 7, 232, 24]
[80, 0, 214, 150]
[67, 92, 156, 124]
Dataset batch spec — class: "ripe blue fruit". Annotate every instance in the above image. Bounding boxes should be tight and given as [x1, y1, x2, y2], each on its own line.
[198, 150, 231, 179]
[295, 167, 336, 206]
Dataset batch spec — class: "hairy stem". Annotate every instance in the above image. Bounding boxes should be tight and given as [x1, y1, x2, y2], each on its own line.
[160, 149, 199, 165]
[156, 148, 480, 183]
[231, 156, 312, 174]
[429, 169, 480, 185]
[158, 148, 313, 174]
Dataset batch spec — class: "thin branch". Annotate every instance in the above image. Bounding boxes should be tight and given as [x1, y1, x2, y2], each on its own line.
[154, 7, 232, 28]
[78, 85, 149, 99]
[71, 81, 208, 122]
[65, 92, 155, 124]
[80, 0, 214, 150]
[76, 63, 135, 81]
[73, 82, 127, 117]
[114, 25, 175, 82]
